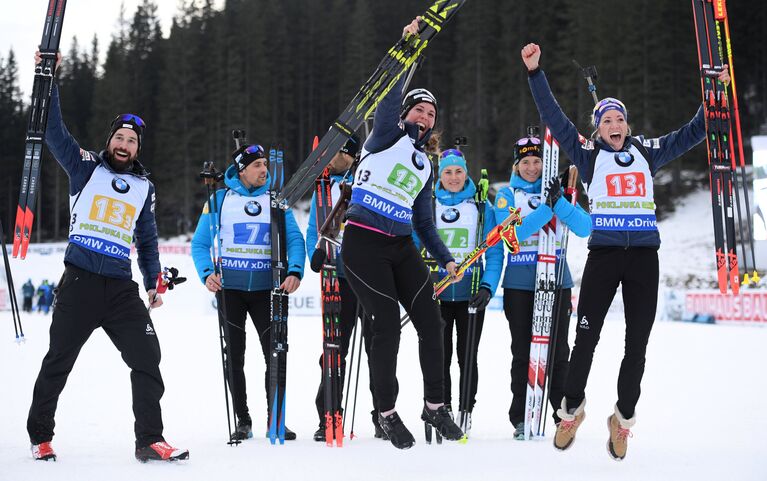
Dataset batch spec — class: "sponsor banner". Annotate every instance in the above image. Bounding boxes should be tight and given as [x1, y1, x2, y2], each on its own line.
[683, 290, 767, 324]
[70, 234, 130, 259]
[591, 214, 657, 231]
[351, 188, 412, 223]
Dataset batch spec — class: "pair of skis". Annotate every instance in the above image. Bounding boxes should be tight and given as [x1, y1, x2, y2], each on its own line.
[275, 0, 466, 209]
[692, 0, 757, 293]
[13, 0, 68, 260]
[523, 129, 560, 440]
[314, 167, 345, 447]
[268, 147, 289, 445]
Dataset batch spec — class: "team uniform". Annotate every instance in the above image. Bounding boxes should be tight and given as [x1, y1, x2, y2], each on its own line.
[528, 67, 707, 446]
[191, 164, 306, 439]
[494, 170, 590, 434]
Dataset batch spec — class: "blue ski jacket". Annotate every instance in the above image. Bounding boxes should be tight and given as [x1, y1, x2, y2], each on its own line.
[344, 77, 453, 268]
[45, 84, 160, 291]
[413, 178, 504, 302]
[528, 68, 706, 248]
[191, 164, 306, 292]
[494, 173, 591, 291]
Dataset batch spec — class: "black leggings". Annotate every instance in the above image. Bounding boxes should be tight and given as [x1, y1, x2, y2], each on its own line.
[504, 288, 572, 425]
[440, 301, 486, 412]
[565, 247, 659, 419]
[341, 224, 445, 412]
[216, 289, 273, 422]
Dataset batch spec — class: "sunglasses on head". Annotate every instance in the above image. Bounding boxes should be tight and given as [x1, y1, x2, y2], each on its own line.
[115, 113, 146, 128]
[516, 136, 541, 146]
[244, 144, 265, 157]
[440, 148, 464, 159]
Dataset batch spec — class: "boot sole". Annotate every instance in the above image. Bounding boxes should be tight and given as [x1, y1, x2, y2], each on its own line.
[136, 450, 189, 463]
[606, 416, 626, 461]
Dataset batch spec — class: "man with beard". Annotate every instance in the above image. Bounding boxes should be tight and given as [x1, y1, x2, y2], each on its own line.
[26, 51, 188, 463]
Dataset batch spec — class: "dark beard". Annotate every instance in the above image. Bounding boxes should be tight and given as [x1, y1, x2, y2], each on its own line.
[107, 150, 136, 172]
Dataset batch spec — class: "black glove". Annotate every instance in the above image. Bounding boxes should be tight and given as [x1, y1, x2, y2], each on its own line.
[544, 177, 562, 209]
[468, 287, 492, 310]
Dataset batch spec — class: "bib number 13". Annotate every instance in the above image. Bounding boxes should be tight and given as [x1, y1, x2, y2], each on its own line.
[387, 163, 423, 198]
[90, 195, 136, 230]
[606, 172, 646, 197]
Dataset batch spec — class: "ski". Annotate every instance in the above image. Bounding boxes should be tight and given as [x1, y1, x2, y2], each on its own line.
[524, 128, 559, 440]
[268, 146, 289, 445]
[433, 207, 522, 297]
[275, 0, 466, 208]
[315, 167, 344, 447]
[692, 0, 744, 294]
[13, 0, 68, 259]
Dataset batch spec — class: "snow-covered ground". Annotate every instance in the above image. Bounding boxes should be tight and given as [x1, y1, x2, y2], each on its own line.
[1, 188, 765, 481]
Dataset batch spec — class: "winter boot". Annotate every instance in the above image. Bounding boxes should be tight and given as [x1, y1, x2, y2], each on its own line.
[421, 405, 464, 442]
[372, 410, 388, 440]
[31, 442, 56, 461]
[607, 405, 636, 461]
[232, 414, 253, 441]
[553, 398, 586, 451]
[264, 425, 297, 441]
[378, 412, 415, 450]
[513, 422, 526, 440]
[135, 441, 189, 462]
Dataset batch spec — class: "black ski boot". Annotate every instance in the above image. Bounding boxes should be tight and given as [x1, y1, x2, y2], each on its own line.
[264, 425, 297, 440]
[232, 414, 253, 441]
[421, 405, 464, 442]
[378, 412, 415, 450]
[372, 410, 389, 440]
[313, 425, 325, 442]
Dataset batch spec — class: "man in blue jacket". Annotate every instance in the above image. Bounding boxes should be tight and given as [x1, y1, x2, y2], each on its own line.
[26, 52, 188, 463]
[191, 143, 306, 441]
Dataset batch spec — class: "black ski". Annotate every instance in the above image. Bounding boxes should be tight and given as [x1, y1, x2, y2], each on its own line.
[13, 0, 68, 259]
[275, 0, 466, 208]
[268, 146, 289, 444]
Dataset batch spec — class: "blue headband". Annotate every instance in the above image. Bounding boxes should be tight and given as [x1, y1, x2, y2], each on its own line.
[593, 97, 627, 127]
[439, 149, 467, 177]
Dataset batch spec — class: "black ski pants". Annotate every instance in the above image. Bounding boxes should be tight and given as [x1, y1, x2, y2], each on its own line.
[504, 288, 572, 426]
[314, 278, 376, 424]
[440, 301, 486, 412]
[341, 224, 445, 412]
[216, 289, 274, 423]
[565, 247, 659, 419]
[27, 264, 165, 449]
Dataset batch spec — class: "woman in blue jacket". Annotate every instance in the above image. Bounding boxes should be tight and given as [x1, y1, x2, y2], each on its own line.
[339, 16, 465, 451]
[521, 43, 729, 459]
[415, 149, 503, 436]
[493, 134, 590, 441]
[191, 144, 306, 441]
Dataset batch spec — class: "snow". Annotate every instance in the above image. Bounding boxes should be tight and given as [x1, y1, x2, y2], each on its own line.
[1, 188, 766, 481]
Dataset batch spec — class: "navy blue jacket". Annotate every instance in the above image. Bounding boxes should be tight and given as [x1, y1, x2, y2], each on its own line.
[528, 68, 706, 248]
[46, 84, 160, 291]
[345, 77, 453, 267]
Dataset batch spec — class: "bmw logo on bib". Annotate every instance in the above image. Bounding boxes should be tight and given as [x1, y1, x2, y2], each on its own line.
[614, 151, 635, 167]
[441, 208, 460, 223]
[111, 177, 130, 194]
[411, 152, 426, 171]
[244, 201, 262, 216]
[528, 195, 541, 209]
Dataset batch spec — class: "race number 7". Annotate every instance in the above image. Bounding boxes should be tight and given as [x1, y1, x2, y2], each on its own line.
[606, 172, 646, 197]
